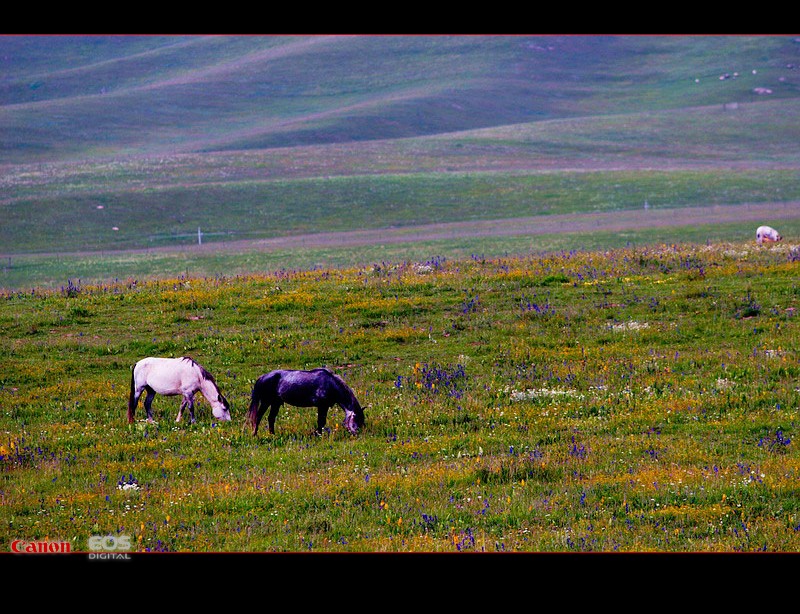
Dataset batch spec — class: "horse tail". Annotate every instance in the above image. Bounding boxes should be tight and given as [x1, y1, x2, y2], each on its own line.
[127, 366, 137, 423]
[246, 375, 267, 434]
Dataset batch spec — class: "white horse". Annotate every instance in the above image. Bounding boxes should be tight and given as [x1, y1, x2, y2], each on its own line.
[756, 225, 782, 245]
[128, 356, 231, 424]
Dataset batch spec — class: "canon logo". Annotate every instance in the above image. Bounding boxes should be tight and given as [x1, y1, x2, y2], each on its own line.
[11, 539, 71, 553]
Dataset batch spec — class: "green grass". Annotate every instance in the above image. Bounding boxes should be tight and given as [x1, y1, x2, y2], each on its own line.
[4, 36, 800, 293]
[2, 240, 799, 552]
[3, 35, 799, 165]
[5, 168, 800, 256]
[3, 35, 800, 554]
[3, 216, 800, 292]
[4, 91, 800, 279]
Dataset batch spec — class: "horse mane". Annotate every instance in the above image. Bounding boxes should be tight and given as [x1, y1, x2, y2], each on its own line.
[308, 367, 357, 404]
[180, 356, 217, 384]
[330, 371, 359, 406]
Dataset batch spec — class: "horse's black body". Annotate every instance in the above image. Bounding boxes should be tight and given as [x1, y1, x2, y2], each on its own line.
[246, 368, 365, 436]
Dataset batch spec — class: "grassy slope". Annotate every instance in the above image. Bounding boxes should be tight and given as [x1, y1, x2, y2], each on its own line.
[3, 98, 800, 288]
[2, 35, 800, 289]
[3, 35, 798, 163]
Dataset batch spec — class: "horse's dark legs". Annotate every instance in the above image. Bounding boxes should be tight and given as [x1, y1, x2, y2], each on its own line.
[177, 394, 196, 423]
[316, 406, 329, 435]
[186, 394, 196, 423]
[267, 402, 281, 435]
[143, 389, 156, 422]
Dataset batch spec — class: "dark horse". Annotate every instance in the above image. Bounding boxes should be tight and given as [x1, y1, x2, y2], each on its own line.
[246, 368, 365, 436]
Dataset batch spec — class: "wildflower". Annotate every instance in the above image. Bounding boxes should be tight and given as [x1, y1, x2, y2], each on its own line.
[509, 387, 583, 401]
[758, 430, 791, 453]
[609, 321, 650, 332]
[715, 378, 734, 390]
[117, 475, 140, 491]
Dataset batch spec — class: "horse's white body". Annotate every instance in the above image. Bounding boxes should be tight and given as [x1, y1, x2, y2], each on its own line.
[128, 356, 231, 424]
[756, 225, 782, 245]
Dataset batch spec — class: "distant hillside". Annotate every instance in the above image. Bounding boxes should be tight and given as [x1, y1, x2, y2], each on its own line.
[4, 34, 800, 289]
[3, 35, 799, 165]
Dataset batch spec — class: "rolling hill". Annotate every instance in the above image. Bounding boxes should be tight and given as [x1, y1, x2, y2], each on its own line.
[3, 35, 799, 162]
[2, 34, 800, 289]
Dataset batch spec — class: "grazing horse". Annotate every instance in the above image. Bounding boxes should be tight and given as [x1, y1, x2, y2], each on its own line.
[128, 356, 231, 424]
[756, 225, 782, 245]
[246, 367, 365, 436]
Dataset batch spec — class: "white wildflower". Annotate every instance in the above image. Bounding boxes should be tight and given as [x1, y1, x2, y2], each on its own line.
[509, 387, 583, 402]
[609, 321, 650, 332]
[715, 378, 734, 390]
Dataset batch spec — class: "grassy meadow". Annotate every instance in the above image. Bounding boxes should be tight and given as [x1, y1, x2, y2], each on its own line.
[3, 35, 800, 556]
[2, 240, 799, 552]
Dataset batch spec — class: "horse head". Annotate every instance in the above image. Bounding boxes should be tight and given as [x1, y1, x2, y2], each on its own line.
[213, 394, 232, 421]
[343, 401, 365, 434]
[343, 411, 359, 434]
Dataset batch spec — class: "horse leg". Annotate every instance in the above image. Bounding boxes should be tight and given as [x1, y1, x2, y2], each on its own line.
[176, 395, 196, 423]
[316, 406, 329, 435]
[187, 396, 196, 424]
[143, 388, 156, 422]
[267, 402, 281, 435]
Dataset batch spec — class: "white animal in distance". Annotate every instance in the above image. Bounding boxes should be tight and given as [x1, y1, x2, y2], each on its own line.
[756, 225, 782, 245]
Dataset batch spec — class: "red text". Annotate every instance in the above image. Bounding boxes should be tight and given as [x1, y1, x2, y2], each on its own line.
[11, 540, 71, 554]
